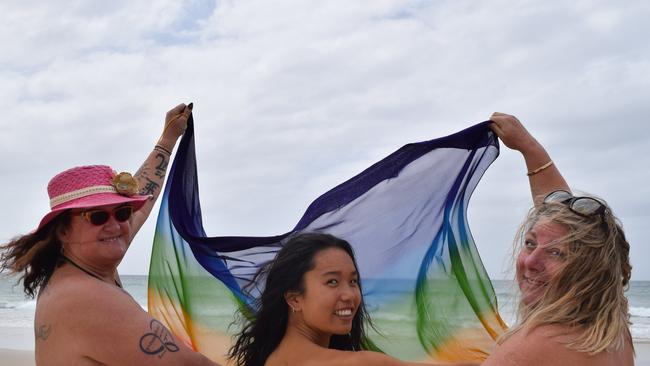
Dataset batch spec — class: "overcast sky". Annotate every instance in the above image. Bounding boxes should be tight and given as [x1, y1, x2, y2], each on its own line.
[1, 0, 648, 280]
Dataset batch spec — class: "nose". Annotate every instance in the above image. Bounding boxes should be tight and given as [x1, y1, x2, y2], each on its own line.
[102, 214, 122, 230]
[524, 248, 545, 272]
[339, 283, 359, 302]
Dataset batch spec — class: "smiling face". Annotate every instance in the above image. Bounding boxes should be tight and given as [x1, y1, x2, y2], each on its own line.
[59, 203, 133, 267]
[516, 218, 569, 307]
[288, 247, 362, 341]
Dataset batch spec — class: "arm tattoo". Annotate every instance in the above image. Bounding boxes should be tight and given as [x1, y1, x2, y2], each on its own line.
[136, 153, 168, 200]
[141, 178, 160, 197]
[35, 324, 52, 341]
[139, 319, 179, 358]
[154, 153, 168, 179]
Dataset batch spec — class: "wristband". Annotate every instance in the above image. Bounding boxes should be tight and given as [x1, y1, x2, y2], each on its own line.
[154, 144, 172, 155]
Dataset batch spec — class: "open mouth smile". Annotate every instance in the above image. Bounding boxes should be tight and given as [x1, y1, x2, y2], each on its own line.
[523, 275, 547, 287]
[334, 308, 354, 317]
[99, 235, 123, 243]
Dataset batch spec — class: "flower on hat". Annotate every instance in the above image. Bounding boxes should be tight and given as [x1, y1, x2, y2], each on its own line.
[111, 172, 139, 196]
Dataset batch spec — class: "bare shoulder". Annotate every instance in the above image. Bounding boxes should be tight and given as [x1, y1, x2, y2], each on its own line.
[303, 349, 418, 366]
[37, 270, 143, 331]
[43, 269, 136, 302]
[35, 271, 216, 366]
[484, 324, 633, 366]
[277, 344, 466, 366]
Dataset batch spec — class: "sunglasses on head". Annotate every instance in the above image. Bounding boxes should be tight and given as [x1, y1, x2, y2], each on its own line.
[79, 206, 134, 226]
[543, 190, 607, 218]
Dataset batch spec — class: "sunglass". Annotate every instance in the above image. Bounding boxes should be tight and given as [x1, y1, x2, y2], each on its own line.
[79, 206, 133, 226]
[543, 190, 607, 217]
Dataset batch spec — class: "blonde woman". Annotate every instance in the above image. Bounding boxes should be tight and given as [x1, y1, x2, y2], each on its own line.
[483, 113, 634, 366]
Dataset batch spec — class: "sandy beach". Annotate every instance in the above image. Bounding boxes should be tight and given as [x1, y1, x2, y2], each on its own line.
[1, 326, 649, 366]
[0, 326, 34, 366]
[0, 349, 34, 366]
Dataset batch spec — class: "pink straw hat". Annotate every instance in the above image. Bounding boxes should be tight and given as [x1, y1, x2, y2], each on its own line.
[35, 165, 150, 232]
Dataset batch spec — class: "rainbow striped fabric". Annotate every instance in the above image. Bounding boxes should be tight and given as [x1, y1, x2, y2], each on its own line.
[148, 116, 507, 364]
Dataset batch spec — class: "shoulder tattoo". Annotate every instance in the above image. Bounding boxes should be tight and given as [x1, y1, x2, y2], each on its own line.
[35, 324, 52, 341]
[139, 319, 180, 358]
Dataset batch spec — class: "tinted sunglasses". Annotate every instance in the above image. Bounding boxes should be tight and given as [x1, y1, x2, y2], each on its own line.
[79, 206, 134, 226]
[543, 190, 607, 217]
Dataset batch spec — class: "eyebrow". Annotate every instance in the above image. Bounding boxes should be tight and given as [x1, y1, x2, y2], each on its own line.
[321, 270, 358, 277]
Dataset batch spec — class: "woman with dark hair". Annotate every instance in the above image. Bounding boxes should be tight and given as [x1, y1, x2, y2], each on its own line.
[229, 232, 477, 366]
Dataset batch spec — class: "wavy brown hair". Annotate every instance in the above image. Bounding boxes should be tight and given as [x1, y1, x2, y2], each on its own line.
[500, 196, 632, 355]
[0, 212, 70, 298]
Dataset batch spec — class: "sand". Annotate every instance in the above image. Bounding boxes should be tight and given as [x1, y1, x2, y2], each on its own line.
[0, 349, 35, 366]
[1, 326, 649, 365]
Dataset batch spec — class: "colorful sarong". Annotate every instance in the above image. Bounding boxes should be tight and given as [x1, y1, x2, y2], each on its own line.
[148, 116, 508, 363]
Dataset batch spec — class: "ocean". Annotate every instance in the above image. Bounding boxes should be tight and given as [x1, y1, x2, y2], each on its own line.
[2, 275, 649, 342]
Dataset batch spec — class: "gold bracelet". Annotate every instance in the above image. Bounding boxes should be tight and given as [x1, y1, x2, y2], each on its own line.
[527, 161, 553, 176]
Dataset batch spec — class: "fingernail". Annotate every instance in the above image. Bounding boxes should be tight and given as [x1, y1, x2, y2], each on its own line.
[188, 102, 194, 110]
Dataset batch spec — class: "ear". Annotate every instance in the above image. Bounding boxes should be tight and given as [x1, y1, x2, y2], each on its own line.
[284, 290, 302, 312]
[56, 225, 69, 243]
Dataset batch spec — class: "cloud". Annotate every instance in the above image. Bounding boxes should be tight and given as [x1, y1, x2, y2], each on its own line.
[1, 0, 648, 279]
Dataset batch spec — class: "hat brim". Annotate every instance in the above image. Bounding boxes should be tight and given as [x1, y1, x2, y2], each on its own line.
[35, 193, 149, 232]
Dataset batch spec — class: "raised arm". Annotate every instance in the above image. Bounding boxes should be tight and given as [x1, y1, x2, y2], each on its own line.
[489, 112, 569, 205]
[130, 103, 192, 237]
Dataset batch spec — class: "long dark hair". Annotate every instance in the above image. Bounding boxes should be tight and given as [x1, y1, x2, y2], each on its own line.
[0, 212, 70, 298]
[228, 232, 378, 366]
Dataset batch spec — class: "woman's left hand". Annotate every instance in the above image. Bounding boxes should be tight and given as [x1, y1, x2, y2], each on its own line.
[488, 112, 538, 153]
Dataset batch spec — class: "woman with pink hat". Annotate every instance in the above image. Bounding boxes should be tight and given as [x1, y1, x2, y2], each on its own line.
[1, 103, 219, 365]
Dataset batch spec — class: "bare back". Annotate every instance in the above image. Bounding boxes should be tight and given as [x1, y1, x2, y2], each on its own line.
[264, 335, 469, 366]
[483, 324, 634, 366]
